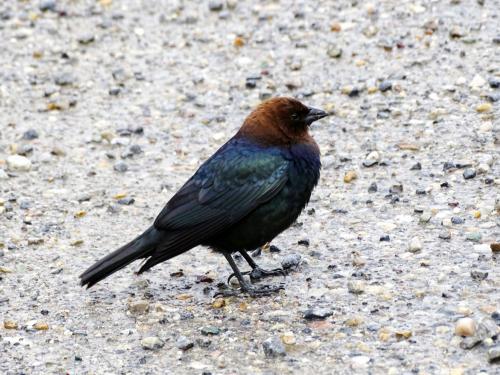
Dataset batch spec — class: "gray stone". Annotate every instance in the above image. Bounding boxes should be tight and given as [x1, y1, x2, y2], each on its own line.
[262, 336, 286, 358]
[54, 72, 76, 86]
[463, 168, 476, 179]
[176, 335, 194, 351]
[470, 270, 488, 281]
[113, 161, 128, 173]
[379, 80, 392, 92]
[208, 0, 223, 11]
[39, 0, 56, 12]
[281, 254, 301, 269]
[201, 326, 220, 336]
[22, 129, 39, 140]
[438, 230, 451, 240]
[304, 308, 333, 320]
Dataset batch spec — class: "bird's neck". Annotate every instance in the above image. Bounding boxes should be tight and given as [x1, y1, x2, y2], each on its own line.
[236, 117, 310, 147]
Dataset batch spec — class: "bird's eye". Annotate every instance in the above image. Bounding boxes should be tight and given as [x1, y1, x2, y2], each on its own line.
[290, 113, 298, 120]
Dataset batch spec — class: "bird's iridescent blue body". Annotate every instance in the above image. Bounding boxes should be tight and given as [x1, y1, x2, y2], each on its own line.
[202, 137, 321, 252]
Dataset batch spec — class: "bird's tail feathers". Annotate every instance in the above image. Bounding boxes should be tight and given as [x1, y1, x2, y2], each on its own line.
[80, 226, 160, 288]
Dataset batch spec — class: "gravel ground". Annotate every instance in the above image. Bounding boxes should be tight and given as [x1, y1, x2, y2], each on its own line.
[0, 0, 499, 374]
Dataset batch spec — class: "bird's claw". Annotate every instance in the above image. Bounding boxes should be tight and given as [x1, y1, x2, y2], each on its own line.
[227, 266, 288, 284]
[249, 267, 288, 281]
[214, 283, 284, 298]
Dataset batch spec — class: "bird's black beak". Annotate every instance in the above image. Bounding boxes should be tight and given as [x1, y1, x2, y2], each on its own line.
[305, 106, 328, 126]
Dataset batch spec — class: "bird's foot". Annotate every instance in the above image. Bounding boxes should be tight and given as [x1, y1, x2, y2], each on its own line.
[227, 266, 288, 284]
[249, 266, 288, 281]
[215, 283, 284, 298]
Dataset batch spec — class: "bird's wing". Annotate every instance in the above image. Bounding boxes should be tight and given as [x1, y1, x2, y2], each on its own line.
[154, 144, 289, 234]
[135, 143, 288, 273]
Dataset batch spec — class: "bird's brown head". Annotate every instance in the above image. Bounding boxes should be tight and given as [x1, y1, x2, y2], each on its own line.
[237, 97, 328, 146]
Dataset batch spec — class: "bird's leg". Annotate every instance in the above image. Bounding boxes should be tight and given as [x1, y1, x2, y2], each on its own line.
[227, 248, 288, 284]
[217, 253, 284, 297]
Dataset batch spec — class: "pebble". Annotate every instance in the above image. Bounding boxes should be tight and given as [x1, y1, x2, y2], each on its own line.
[368, 182, 377, 193]
[341, 86, 360, 97]
[455, 318, 476, 337]
[176, 335, 194, 351]
[469, 74, 486, 88]
[327, 45, 342, 58]
[34, 322, 49, 330]
[281, 332, 296, 345]
[420, 211, 432, 223]
[489, 77, 500, 88]
[362, 151, 380, 167]
[449, 26, 465, 38]
[113, 161, 128, 173]
[54, 72, 75, 86]
[491, 243, 500, 253]
[128, 300, 149, 314]
[4, 320, 18, 329]
[7, 155, 31, 171]
[389, 184, 403, 194]
[262, 336, 286, 358]
[347, 280, 365, 294]
[201, 326, 220, 336]
[475, 103, 492, 113]
[0, 169, 8, 179]
[438, 230, 451, 240]
[462, 168, 476, 179]
[281, 254, 301, 269]
[408, 237, 422, 253]
[461, 317, 499, 349]
[304, 308, 333, 321]
[466, 232, 481, 242]
[117, 197, 135, 205]
[451, 216, 464, 224]
[22, 129, 39, 140]
[470, 270, 488, 281]
[39, 0, 56, 12]
[78, 33, 95, 45]
[351, 356, 371, 369]
[208, 0, 223, 11]
[121, 145, 142, 159]
[379, 80, 392, 92]
[488, 346, 500, 362]
[344, 170, 357, 183]
[410, 162, 422, 170]
[141, 337, 164, 350]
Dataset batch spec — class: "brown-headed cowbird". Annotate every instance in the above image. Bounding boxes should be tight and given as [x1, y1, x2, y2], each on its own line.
[80, 97, 328, 296]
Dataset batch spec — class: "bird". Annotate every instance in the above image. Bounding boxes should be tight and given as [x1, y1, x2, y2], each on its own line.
[80, 97, 328, 297]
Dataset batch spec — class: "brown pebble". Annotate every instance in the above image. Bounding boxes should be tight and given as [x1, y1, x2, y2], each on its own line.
[34, 322, 49, 330]
[4, 320, 18, 330]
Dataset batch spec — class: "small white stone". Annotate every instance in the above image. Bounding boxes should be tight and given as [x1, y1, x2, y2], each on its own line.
[442, 218, 453, 227]
[477, 164, 490, 174]
[469, 74, 486, 89]
[408, 237, 422, 253]
[7, 155, 31, 171]
[351, 355, 371, 368]
[455, 318, 476, 337]
[0, 169, 8, 179]
[141, 336, 164, 350]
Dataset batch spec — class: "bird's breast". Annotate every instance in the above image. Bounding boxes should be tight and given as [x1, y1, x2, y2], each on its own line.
[205, 144, 320, 252]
